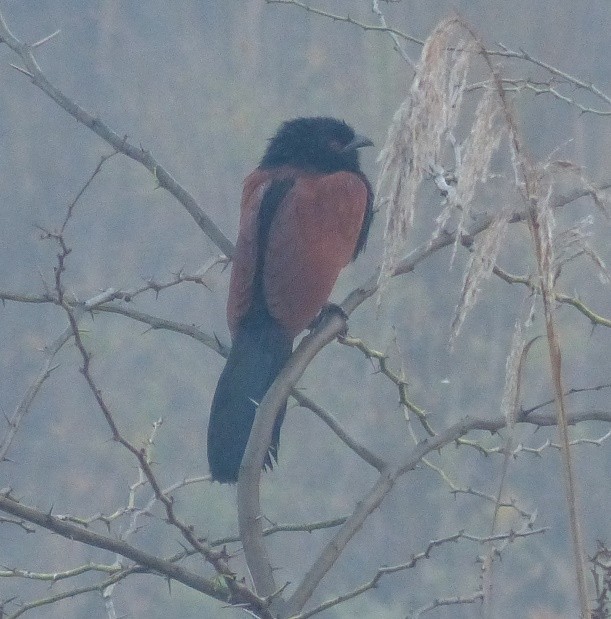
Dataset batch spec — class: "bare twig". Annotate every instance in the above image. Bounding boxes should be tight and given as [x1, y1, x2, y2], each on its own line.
[424, 459, 535, 520]
[93, 304, 225, 354]
[31, 28, 61, 49]
[0, 517, 35, 533]
[0, 286, 119, 462]
[6, 575, 124, 619]
[523, 383, 611, 416]
[410, 589, 484, 618]
[0, 10, 234, 257]
[468, 78, 611, 116]
[265, 0, 424, 47]
[0, 563, 120, 582]
[210, 516, 348, 548]
[338, 335, 435, 436]
[292, 391, 387, 471]
[0, 491, 228, 603]
[0, 283, 226, 355]
[266, 0, 611, 113]
[0, 355, 58, 463]
[61, 151, 119, 233]
[41, 225, 270, 617]
[291, 525, 546, 619]
[495, 43, 611, 109]
[371, 0, 415, 67]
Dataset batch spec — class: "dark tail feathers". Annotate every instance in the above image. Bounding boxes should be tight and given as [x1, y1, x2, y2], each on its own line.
[207, 312, 293, 483]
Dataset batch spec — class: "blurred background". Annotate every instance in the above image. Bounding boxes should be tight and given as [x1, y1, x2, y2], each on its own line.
[0, 1, 609, 617]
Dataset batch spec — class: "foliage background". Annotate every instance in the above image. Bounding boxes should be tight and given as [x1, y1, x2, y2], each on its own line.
[1, 1, 610, 617]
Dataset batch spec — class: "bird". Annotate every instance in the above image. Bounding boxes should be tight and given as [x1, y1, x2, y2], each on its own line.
[207, 117, 374, 483]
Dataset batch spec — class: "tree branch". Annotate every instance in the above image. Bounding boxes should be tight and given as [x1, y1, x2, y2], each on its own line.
[291, 525, 546, 619]
[236, 183, 610, 616]
[283, 406, 611, 617]
[265, 0, 424, 47]
[292, 391, 387, 471]
[0, 10, 234, 257]
[266, 1, 611, 113]
[0, 492, 228, 603]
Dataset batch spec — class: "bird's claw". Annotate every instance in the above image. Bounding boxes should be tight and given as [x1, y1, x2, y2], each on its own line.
[308, 303, 349, 335]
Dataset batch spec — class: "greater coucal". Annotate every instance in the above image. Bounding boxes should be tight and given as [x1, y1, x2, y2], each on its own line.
[207, 117, 373, 483]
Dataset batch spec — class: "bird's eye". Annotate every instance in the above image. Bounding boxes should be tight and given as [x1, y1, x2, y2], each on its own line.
[328, 139, 343, 152]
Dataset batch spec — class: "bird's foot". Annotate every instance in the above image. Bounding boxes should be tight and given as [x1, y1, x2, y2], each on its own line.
[308, 303, 349, 335]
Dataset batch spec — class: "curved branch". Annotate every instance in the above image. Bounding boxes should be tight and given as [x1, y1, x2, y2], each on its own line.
[237, 313, 346, 610]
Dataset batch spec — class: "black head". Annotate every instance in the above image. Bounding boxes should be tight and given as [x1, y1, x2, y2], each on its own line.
[259, 117, 373, 174]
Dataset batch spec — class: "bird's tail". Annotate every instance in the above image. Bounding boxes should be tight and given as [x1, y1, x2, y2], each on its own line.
[207, 311, 293, 483]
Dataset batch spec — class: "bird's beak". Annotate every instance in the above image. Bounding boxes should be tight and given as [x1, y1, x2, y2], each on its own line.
[342, 133, 374, 152]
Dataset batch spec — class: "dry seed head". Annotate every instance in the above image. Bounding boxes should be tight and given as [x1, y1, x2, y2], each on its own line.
[445, 87, 505, 267]
[454, 88, 504, 212]
[450, 214, 509, 342]
[376, 19, 472, 293]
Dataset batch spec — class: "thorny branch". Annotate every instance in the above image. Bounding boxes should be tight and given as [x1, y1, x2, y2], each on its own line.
[1, 7, 610, 619]
[291, 522, 546, 619]
[339, 334, 435, 435]
[267, 0, 611, 114]
[410, 590, 485, 618]
[0, 10, 234, 257]
[492, 264, 611, 328]
[33, 222, 272, 616]
[0, 270, 227, 355]
[0, 491, 233, 608]
[33, 178, 599, 617]
[265, 0, 425, 47]
[4, 570, 138, 619]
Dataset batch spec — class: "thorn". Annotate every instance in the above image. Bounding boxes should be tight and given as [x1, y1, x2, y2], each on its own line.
[31, 29, 61, 48]
[9, 64, 33, 78]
